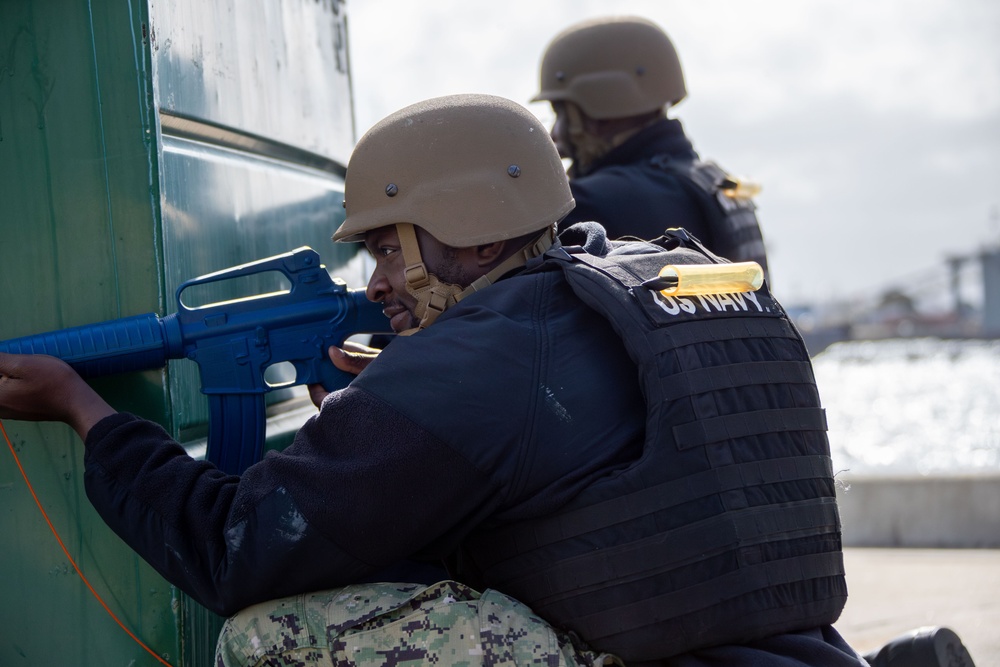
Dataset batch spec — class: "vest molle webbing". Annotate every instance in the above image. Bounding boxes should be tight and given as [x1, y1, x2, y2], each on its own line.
[461, 236, 845, 661]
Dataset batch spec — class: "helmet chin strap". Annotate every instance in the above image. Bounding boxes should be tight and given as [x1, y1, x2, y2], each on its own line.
[394, 223, 555, 335]
[395, 223, 465, 335]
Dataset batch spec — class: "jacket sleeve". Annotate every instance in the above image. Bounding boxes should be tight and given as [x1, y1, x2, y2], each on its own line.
[83, 385, 501, 617]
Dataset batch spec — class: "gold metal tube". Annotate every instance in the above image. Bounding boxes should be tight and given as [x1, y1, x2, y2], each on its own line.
[656, 261, 764, 296]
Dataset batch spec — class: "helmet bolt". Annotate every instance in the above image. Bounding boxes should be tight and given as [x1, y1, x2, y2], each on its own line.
[507, 165, 521, 178]
[555, 71, 566, 82]
[636, 66, 646, 76]
[385, 183, 398, 197]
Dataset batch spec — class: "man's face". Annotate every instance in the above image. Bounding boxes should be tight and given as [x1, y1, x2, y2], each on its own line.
[549, 102, 573, 160]
[363, 225, 472, 333]
[364, 226, 420, 333]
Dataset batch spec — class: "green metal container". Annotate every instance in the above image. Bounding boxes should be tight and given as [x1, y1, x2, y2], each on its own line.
[0, 1, 359, 663]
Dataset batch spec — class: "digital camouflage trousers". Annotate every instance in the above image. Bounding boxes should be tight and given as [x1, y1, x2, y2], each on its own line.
[214, 580, 622, 667]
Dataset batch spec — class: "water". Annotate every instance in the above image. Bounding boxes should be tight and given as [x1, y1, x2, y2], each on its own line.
[813, 338, 1000, 477]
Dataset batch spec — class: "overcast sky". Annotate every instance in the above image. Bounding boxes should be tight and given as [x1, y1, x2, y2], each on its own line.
[346, 0, 1000, 308]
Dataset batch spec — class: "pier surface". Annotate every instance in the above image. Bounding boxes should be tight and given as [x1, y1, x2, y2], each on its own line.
[840, 547, 1000, 665]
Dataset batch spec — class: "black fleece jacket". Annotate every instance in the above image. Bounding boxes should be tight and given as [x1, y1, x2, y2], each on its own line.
[561, 117, 709, 241]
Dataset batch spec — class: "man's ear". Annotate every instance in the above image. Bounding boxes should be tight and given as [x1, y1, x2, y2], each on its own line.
[475, 240, 507, 268]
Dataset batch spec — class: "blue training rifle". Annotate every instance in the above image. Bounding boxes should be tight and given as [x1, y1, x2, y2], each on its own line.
[0, 246, 389, 474]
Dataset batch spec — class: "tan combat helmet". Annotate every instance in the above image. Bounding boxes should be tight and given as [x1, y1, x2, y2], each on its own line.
[532, 16, 687, 120]
[333, 93, 574, 332]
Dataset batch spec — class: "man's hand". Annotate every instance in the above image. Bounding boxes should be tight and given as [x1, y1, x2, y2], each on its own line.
[307, 341, 382, 408]
[0, 353, 116, 439]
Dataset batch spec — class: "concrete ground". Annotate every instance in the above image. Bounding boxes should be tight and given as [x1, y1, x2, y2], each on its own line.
[838, 547, 1000, 665]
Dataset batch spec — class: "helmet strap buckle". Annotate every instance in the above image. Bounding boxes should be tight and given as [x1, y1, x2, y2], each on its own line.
[404, 262, 430, 289]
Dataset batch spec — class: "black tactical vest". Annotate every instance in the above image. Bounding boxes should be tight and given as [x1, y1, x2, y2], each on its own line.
[652, 156, 770, 283]
[458, 233, 846, 662]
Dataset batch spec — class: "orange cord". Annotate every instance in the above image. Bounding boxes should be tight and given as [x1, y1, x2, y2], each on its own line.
[0, 418, 174, 667]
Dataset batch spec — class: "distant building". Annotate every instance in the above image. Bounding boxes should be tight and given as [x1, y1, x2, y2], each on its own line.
[793, 244, 1000, 356]
[983, 247, 1000, 336]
